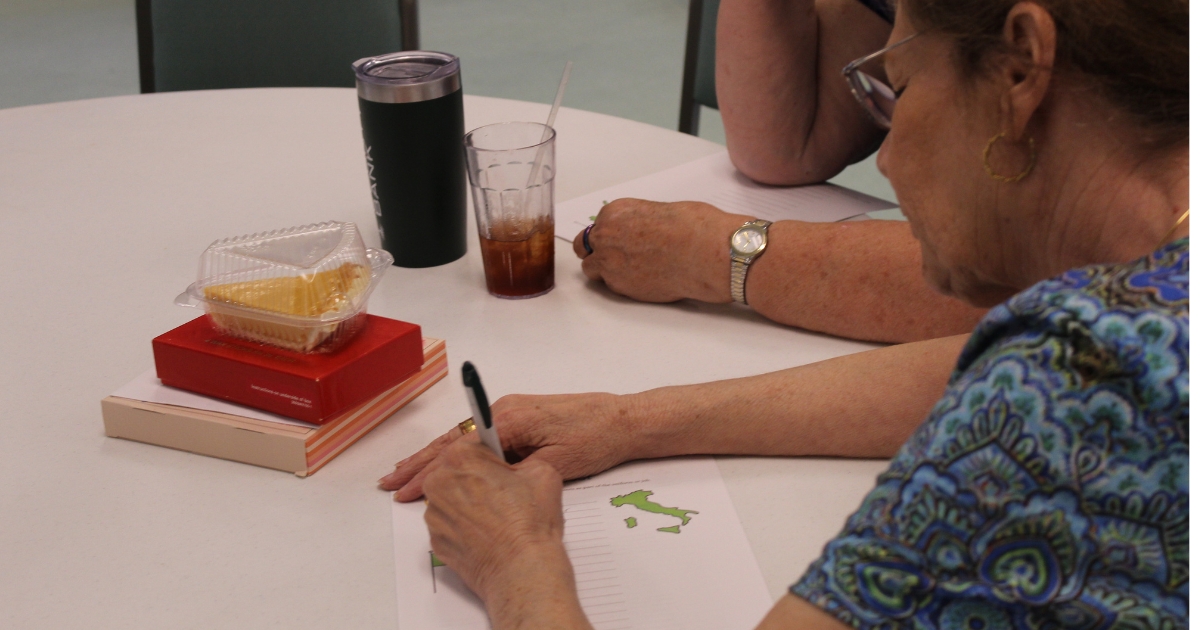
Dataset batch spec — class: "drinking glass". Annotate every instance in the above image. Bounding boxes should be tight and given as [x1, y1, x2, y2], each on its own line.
[464, 122, 556, 298]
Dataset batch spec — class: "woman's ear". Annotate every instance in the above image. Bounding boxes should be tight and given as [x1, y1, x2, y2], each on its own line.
[999, 2, 1057, 138]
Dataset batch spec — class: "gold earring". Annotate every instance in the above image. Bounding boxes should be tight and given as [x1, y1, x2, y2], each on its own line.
[983, 132, 1037, 183]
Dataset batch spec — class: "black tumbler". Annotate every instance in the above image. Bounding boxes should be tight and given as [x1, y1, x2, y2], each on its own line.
[353, 51, 467, 268]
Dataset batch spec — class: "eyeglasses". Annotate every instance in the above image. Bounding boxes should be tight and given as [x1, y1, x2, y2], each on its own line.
[842, 34, 919, 130]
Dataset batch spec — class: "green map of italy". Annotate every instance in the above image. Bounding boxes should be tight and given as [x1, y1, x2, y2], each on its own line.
[610, 490, 698, 533]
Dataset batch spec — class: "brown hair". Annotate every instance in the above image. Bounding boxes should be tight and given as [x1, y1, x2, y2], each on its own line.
[902, 0, 1188, 146]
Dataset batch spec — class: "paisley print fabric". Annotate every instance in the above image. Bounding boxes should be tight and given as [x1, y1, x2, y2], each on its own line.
[792, 239, 1189, 629]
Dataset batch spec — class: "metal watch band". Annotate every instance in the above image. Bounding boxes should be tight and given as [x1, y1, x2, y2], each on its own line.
[730, 257, 753, 305]
[730, 219, 772, 305]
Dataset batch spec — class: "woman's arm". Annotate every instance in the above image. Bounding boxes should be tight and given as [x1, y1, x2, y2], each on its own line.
[627, 333, 967, 461]
[743, 220, 987, 342]
[395, 337, 969, 628]
[717, 0, 891, 184]
[575, 202, 986, 343]
[382, 334, 969, 500]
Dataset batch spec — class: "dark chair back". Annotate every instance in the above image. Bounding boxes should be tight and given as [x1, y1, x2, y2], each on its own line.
[678, 0, 720, 135]
[136, 0, 420, 93]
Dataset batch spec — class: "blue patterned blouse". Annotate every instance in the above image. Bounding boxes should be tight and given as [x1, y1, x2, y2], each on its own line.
[792, 239, 1189, 628]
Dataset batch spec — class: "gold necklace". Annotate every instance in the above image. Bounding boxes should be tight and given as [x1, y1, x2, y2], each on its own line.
[1155, 208, 1190, 251]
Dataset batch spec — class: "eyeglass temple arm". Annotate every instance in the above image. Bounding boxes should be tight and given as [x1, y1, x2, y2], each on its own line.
[841, 33, 920, 77]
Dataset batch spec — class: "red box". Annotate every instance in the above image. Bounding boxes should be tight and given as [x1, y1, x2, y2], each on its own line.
[153, 315, 423, 424]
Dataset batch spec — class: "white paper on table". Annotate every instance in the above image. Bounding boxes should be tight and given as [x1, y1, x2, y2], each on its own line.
[554, 150, 897, 241]
[110, 369, 318, 428]
[392, 456, 774, 630]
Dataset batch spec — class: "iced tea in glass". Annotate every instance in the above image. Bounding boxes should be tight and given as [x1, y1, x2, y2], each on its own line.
[464, 122, 556, 298]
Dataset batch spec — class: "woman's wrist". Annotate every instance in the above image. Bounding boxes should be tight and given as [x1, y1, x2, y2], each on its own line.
[482, 542, 591, 630]
[684, 210, 755, 304]
[620, 385, 714, 460]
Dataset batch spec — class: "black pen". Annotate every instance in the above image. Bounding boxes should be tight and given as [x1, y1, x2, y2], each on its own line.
[461, 362, 504, 459]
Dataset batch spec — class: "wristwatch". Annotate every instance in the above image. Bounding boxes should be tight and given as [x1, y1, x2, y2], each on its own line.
[729, 219, 772, 305]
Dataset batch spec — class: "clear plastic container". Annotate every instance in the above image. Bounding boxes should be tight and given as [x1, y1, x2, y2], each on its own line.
[176, 222, 393, 353]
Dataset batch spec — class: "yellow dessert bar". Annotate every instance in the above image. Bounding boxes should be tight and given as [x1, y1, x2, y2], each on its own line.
[202, 262, 370, 352]
[203, 262, 369, 317]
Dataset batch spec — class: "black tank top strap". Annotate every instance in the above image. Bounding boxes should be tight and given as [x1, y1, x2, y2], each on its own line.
[856, 0, 895, 24]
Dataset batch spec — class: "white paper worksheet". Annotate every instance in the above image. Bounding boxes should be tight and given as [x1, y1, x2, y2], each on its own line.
[392, 456, 774, 630]
[554, 150, 897, 241]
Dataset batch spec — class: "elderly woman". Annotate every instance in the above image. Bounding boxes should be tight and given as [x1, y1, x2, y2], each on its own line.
[380, 0, 1189, 627]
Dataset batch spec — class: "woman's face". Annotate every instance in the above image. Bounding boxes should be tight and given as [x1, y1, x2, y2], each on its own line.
[876, 6, 1017, 307]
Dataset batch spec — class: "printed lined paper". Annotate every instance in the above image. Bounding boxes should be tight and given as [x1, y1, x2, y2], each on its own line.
[554, 150, 897, 241]
[392, 457, 773, 629]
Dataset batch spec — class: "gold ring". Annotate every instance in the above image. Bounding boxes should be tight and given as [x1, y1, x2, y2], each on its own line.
[458, 418, 477, 435]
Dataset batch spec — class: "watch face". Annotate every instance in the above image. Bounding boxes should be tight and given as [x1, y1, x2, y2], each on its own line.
[731, 227, 765, 255]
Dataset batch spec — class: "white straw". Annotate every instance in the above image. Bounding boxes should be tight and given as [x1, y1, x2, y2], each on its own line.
[525, 61, 572, 190]
[543, 61, 572, 136]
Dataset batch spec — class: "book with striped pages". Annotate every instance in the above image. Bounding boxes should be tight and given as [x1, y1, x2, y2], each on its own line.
[102, 337, 447, 476]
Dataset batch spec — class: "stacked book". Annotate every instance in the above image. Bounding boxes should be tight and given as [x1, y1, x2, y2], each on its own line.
[102, 315, 446, 476]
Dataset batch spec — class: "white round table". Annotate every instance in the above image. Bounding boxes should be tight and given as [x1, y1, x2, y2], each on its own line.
[0, 89, 888, 628]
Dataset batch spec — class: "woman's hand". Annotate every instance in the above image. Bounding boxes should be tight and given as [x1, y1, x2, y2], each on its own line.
[423, 440, 591, 629]
[573, 199, 749, 303]
[380, 392, 646, 502]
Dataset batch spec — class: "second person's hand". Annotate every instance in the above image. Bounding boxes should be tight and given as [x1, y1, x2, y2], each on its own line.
[573, 199, 751, 303]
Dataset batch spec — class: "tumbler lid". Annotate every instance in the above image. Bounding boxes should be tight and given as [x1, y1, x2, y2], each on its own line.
[353, 51, 462, 104]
